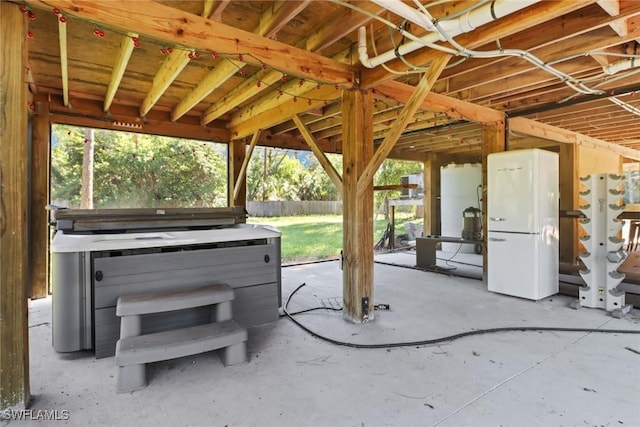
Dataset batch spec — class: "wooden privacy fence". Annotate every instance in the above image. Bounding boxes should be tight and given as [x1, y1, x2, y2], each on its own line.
[247, 201, 342, 217]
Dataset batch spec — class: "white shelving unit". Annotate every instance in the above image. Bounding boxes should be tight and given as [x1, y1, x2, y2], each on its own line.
[573, 174, 632, 317]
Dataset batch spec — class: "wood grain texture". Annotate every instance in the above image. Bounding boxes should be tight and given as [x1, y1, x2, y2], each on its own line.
[29, 0, 356, 86]
[228, 140, 246, 207]
[30, 102, 51, 299]
[233, 131, 260, 202]
[509, 117, 640, 161]
[0, 2, 30, 409]
[559, 144, 580, 264]
[356, 55, 451, 197]
[481, 122, 506, 274]
[341, 89, 374, 323]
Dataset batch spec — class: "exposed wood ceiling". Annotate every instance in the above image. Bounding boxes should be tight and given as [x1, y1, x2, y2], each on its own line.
[21, 0, 640, 161]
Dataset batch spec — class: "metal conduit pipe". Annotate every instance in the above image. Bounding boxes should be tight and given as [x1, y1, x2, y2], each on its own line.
[359, 0, 540, 69]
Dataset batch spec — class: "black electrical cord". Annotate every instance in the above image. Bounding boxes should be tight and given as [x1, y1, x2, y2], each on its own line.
[282, 283, 640, 349]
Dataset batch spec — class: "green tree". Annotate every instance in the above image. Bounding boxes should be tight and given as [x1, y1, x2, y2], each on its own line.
[51, 125, 228, 208]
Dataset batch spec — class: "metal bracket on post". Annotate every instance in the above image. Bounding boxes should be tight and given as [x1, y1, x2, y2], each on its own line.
[362, 296, 369, 321]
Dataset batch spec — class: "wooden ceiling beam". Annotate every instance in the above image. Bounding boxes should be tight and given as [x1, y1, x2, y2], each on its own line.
[203, 1, 377, 127]
[217, 1, 386, 128]
[229, 80, 323, 128]
[293, 115, 343, 192]
[199, 1, 319, 126]
[258, 130, 341, 154]
[104, 32, 138, 113]
[171, 59, 241, 121]
[509, 116, 640, 160]
[201, 68, 282, 125]
[57, 16, 69, 106]
[375, 81, 504, 123]
[444, 24, 640, 96]
[45, 94, 230, 142]
[139, 49, 192, 117]
[356, 55, 451, 196]
[271, 99, 395, 135]
[27, 0, 356, 87]
[361, 0, 599, 88]
[229, 85, 341, 139]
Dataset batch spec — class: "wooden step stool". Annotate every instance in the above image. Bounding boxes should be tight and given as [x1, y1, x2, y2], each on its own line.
[114, 284, 247, 393]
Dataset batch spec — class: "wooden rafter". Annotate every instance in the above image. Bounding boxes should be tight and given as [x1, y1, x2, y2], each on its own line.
[202, 1, 378, 126]
[375, 81, 504, 123]
[58, 16, 69, 106]
[509, 116, 640, 160]
[233, 131, 260, 201]
[356, 55, 451, 196]
[140, 49, 192, 118]
[293, 114, 343, 192]
[176, 1, 312, 122]
[104, 32, 137, 112]
[229, 80, 321, 129]
[230, 85, 340, 139]
[201, 69, 283, 125]
[171, 59, 241, 121]
[28, 0, 356, 87]
[443, 1, 640, 79]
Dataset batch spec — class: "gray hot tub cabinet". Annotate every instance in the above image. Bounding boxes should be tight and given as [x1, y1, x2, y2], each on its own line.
[51, 224, 281, 358]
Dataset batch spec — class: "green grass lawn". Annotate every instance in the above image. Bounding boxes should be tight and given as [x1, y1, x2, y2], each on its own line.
[248, 213, 422, 262]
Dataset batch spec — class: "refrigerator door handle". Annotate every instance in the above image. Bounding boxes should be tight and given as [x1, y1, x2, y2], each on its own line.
[489, 217, 506, 221]
[489, 237, 507, 242]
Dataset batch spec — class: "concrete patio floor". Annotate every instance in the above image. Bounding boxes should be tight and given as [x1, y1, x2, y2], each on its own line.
[7, 255, 640, 427]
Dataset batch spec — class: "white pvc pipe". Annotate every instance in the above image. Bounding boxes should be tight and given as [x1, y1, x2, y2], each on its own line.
[361, 0, 541, 68]
[604, 58, 639, 75]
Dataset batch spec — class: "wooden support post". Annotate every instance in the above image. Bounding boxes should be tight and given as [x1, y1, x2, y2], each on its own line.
[342, 89, 374, 323]
[30, 101, 51, 299]
[559, 144, 580, 265]
[1, 1, 30, 410]
[423, 153, 441, 237]
[228, 139, 247, 207]
[481, 121, 507, 275]
[232, 131, 260, 203]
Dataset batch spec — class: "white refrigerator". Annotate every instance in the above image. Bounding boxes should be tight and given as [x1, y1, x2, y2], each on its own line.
[487, 149, 559, 300]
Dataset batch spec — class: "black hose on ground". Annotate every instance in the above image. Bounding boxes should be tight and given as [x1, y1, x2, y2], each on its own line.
[282, 283, 640, 350]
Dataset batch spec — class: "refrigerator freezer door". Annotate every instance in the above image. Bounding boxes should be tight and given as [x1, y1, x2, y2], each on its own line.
[487, 149, 558, 233]
[488, 231, 558, 300]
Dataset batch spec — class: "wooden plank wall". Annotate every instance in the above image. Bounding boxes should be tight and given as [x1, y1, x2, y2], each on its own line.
[0, 2, 30, 410]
